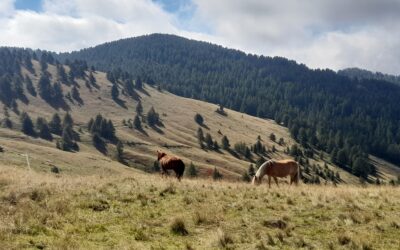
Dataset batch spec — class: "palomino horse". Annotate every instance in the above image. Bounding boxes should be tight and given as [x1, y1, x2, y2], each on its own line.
[252, 159, 299, 187]
[157, 150, 185, 181]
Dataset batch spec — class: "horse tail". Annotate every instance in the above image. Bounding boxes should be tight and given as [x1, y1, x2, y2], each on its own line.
[294, 162, 300, 184]
[176, 160, 185, 180]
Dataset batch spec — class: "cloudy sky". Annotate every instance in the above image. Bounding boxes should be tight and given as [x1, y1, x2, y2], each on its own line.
[1, 0, 399, 75]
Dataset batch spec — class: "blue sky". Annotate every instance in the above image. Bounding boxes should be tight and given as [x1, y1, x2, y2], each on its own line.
[2, 0, 400, 75]
[14, 0, 42, 11]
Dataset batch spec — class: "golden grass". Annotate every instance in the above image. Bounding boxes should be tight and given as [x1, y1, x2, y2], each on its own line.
[3, 61, 381, 183]
[1, 166, 399, 249]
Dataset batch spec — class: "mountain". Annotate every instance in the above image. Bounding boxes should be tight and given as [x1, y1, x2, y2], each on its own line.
[338, 67, 400, 86]
[55, 34, 400, 171]
[3, 47, 367, 183]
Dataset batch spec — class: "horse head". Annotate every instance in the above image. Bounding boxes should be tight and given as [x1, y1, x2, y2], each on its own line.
[252, 175, 262, 185]
[157, 150, 166, 161]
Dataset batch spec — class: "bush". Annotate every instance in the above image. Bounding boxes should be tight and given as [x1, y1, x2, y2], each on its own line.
[194, 113, 204, 125]
[170, 218, 188, 236]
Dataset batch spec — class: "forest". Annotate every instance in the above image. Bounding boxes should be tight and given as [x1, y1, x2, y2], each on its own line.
[54, 34, 400, 175]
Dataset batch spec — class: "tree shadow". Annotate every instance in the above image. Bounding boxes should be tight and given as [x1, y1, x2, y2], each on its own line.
[113, 97, 127, 109]
[135, 127, 149, 136]
[94, 141, 108, 155]
[150, 125, 164, 134]
[137, 87, 151, 97]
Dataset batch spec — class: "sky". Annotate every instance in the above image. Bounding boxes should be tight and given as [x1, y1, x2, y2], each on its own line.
[1, 0, 399, 75]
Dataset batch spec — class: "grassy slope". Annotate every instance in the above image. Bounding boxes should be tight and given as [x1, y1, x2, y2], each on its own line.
[0, 166, 399, 249]
[0, 60, 365, 182]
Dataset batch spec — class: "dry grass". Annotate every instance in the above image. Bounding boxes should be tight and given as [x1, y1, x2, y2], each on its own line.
[0, 166, 399, 249]
[4, 61, 390, 183]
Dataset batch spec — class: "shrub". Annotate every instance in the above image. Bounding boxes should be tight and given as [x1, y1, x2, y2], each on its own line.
[194, 113, 204, 125]
[170, 218, 188, 236]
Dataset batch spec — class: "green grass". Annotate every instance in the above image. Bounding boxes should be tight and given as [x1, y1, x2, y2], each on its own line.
[1, 166, 399, 249]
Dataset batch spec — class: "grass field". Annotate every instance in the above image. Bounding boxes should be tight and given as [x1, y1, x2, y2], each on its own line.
[1, 166, 399, 249]
[1, 60, 398, 184]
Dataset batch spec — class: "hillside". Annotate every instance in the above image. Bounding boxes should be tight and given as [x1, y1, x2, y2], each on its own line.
[1, 165, 400, 249]
[0, 50, 325, 181]
[338, 68, 400, 86]
[1, 48, 399, 184]
[56, 34, 400, 176]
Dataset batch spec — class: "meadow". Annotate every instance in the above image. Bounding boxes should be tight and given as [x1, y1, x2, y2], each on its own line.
[1, 166, 399, 249]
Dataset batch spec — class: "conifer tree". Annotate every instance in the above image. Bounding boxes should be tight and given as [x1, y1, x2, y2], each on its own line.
[49, 113, 62, 135]
[134, 115, 142, 130]
[188, 162, 198, 177]
[20, 112, 36, 136]
[221, 135, 230, 150]
[136, 100, 143, 115]
[36, 117, 53, 141]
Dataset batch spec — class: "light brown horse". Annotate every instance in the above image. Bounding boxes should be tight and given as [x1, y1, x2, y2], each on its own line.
[252, 159, 300, 187]
[157, 150, 185, 181]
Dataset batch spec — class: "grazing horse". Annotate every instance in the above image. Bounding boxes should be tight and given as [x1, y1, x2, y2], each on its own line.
[252, 159, 299, 187]
[157, 150, 185, 181]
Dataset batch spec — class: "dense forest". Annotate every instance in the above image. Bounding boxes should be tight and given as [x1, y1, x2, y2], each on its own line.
[338, 68, 400, 86]
[55, 34, 400, 174]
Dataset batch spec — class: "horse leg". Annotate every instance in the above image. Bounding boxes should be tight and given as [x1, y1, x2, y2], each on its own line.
[274, 177, 279, 187]
[268, 176, 271, 188]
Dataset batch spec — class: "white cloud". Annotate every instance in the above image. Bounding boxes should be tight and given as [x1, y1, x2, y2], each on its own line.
[0, 0, 399, 74]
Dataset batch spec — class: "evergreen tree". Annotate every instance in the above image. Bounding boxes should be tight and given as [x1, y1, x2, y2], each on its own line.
[135, 76, 143, 89]
[136, 100, 143, 115]
[63, 113, 74, 128]
[59, 127, 78, 151]
[36, 117, 53, 141]
[89, 71, 96, 85]
[153, 160, 160, 172]
[269, 133, 276, 142]
[71, 86, 81, 102]
[242, 172, 251, 182]
[49, 113, 62, 135]
[205, 133, 213, 149]
[197, 127, 204, 141]
[212, 167, 223, 180]
[188, 162, 198, 177]
[20, 112, 36, 136]
[25, 76, 36, 96]
[116, 141, 124, 162]
[221, 135, 230, 150]
[133, 114, 142, 130]
[146, 106, 159, 126]
[111, 84, 119, 100]
[248, 164, 255, 177]
[37, 74, 52, 102]
[213, 140, 220, 151]
[194, 113, 204, 125]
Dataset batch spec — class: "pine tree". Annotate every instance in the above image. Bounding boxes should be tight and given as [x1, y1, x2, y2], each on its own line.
[36, 117, 53, 141]
[269, 133, 276, 142]
[212, 167, 223, 180]
[59, 127, 78, 151]
[197, 127, 204, 141]
[89, 71, 96, 85]
[248, 164, 255, 177]
[135, 77, 143, 89]
[205, 133, 213, 149]
[146, 106, 159, 126]
[49, 113, 62, 135]
[213, 140, 220, 151]
[37, 74, 52, 102]
[25, 76, 36, 96]
[63, 113, 73, 129]
[136, 101, 143, 115]
[134, 115, 142, 130]
[71, 86, 80, 101]
[242, 172, 251, 182]
[188, 162, 198, 177]
[111, 84, 119, 100]
[194, 113, 204, 125]
[116, 141, 124, 162]
[221, 135, 230, 150]
[20, 112, 36, 136]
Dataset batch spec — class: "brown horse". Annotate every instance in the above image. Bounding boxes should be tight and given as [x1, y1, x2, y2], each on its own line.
[157, 150, 185, 181]
[252, 159, 300, 187]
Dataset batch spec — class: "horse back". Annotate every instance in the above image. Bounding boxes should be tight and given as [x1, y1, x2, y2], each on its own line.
[267, 160, 298, 177]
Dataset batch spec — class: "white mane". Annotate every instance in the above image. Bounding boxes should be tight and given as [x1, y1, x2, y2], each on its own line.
[255, 160, 272, 177]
